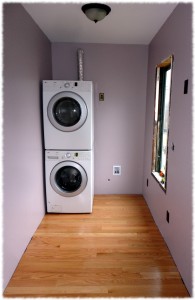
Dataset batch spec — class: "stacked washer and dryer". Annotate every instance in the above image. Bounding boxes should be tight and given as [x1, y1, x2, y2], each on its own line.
[42, 80, 94, 213]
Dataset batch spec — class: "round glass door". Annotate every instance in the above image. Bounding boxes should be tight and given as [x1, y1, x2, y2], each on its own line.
[48, 91, 88, 132]
[50, 161, 87, 197]
[56, 166, 82, 192]
[54, 98, 81, 127]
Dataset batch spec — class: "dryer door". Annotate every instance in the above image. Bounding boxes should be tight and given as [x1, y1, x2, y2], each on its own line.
[48, 91, 88, 132]
[50, 161, 88, 197]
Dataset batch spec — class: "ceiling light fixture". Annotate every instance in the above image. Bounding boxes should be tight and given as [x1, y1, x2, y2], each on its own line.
[81, 3, 111, 23]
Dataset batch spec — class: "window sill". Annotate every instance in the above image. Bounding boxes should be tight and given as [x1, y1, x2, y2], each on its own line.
[151, 171, 166, 193]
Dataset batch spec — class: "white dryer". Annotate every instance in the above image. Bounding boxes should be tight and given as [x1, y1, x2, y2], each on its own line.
[45, 150, 94, 213]
[42, 80, 94, 150]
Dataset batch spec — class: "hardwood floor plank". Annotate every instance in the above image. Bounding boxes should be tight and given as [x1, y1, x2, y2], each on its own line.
[4, 195, 189, 297]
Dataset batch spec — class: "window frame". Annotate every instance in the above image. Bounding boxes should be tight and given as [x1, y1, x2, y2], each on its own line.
[151, 55, 174, 192]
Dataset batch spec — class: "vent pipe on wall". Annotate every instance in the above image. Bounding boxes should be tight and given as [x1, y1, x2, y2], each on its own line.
[77, 48, 84, 80]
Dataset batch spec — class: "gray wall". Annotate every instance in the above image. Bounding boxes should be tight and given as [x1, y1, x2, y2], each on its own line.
[3, 4, 52, 290]
[143, 4, 192, 294]
[52, 43, 148, 194]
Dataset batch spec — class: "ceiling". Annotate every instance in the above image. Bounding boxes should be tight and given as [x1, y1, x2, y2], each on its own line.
[22, 2, 178, 45]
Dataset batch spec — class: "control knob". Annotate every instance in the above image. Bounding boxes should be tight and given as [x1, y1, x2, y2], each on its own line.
[64, 82, 70, 88]
[66, 152, 71, 158]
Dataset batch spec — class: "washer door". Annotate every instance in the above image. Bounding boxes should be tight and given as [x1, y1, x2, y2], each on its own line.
[48, 91, 88, 132]
[50, 161, 88, 197]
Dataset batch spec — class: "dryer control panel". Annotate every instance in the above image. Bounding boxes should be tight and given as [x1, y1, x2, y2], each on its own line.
[43, 80, 92, 93]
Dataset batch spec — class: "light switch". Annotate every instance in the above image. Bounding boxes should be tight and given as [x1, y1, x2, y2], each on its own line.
[184, 79, 188, 94]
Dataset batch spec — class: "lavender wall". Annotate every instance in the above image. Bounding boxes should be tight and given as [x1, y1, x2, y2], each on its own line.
[143, 4, 192, 294]
[3, 4, 52, 290]
[52, 43, 148, 194]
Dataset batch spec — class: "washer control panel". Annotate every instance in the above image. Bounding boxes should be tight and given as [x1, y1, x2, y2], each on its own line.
[46, 150, 91, 161]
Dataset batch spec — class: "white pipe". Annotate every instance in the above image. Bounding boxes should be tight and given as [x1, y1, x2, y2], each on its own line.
[77, 48, 84, 81]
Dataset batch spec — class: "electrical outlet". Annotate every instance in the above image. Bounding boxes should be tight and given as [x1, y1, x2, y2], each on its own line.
[166, 211, 170, 223]
[113, 166, 121, 175]
[99, 93, 104, 101]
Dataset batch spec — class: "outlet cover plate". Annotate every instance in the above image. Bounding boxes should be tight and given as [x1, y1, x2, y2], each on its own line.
[113, 166, 121, 175]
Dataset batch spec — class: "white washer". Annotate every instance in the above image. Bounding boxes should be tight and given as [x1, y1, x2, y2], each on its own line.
[42, 80, 94, 150]
[45, 150, 94, 213]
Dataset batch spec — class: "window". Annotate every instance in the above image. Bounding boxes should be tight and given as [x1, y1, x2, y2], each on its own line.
[151, 56, 173, 192]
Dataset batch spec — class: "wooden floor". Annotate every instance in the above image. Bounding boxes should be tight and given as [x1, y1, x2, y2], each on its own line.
[4, 195, 189, 297]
